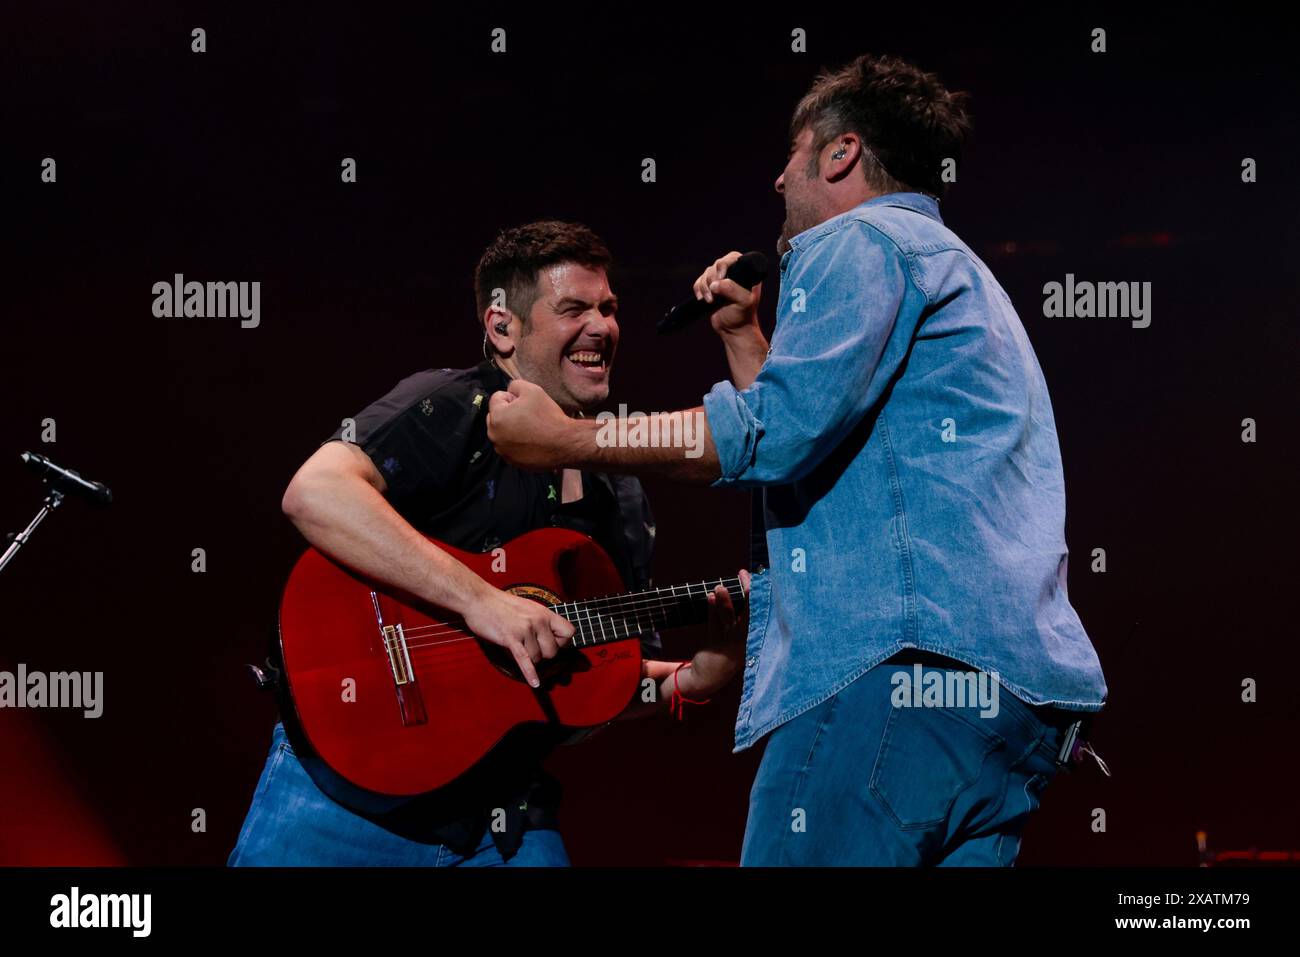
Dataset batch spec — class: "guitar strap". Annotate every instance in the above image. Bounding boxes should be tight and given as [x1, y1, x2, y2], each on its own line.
[594, 472, 656, 593]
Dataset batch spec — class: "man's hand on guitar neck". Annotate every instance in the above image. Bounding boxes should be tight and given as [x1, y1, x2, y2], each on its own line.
[677, 570, 750, 699]
[617, 569, 750, 723]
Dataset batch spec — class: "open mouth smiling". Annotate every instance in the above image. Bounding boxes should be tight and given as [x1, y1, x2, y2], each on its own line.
[564, 348, 608, 376]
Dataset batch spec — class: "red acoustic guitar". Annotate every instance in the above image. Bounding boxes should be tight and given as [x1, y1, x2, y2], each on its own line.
[274, 526, 743, 807]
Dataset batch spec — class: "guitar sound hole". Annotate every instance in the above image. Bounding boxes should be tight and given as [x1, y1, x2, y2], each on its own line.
[480, 584, 590, 686]
[481, 640, 590, 686]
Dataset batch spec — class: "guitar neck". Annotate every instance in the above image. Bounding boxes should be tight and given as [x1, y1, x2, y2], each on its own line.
[552, 578, 745, 647]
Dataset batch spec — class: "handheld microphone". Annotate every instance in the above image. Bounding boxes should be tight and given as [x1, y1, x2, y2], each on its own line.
[21, 452, 113, 506]
[658, 251, 769, 334]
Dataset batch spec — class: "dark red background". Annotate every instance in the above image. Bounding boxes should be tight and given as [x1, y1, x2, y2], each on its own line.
[2, 5, 1296, 866]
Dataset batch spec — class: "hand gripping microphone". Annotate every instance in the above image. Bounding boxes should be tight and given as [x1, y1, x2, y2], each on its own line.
[658, 251, 769, 334]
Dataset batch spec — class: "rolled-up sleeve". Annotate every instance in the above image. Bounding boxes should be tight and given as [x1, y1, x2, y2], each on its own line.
[703, 221, 924, 488]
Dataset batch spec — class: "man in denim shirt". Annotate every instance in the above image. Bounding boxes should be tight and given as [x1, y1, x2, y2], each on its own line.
[488, 54, 1107, 865]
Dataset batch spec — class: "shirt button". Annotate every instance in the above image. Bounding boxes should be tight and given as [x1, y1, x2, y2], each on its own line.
[746, 656, 758, 668]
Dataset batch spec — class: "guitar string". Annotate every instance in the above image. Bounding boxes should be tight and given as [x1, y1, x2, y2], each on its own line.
[395, 578, 745, 636]
[397, 591, 749, 655]
[389, 579, 745, 642]
[361, 581, 746, 662]
[395, 592, 749, 651]
[390, 581, 746, 648]
[304, 580, 748, 677]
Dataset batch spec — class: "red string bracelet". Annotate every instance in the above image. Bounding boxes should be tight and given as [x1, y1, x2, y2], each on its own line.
[670, 662, 711, 720]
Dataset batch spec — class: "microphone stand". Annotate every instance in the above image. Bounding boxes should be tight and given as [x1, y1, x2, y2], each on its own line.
[0, 484, 66, 576]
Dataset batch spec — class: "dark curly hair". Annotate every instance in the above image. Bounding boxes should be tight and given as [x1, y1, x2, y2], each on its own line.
[790, 54, 972, 198]
[473, 221, 612, 330]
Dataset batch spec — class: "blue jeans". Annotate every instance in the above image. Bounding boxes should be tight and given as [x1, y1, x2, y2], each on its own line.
[740, 652, 1069, 866]
[227, 723, 570, 867]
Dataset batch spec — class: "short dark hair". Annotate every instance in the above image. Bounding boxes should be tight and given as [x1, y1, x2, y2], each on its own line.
[790, 54, 971, 198]
[473, 220, 613, 329]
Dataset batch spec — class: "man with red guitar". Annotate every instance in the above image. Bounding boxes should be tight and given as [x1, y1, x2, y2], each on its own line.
[229, 221, 748, 866]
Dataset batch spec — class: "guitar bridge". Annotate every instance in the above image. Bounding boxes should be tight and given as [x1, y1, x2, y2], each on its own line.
[383, 624, 413, 685]
[373, 602, 426, 727]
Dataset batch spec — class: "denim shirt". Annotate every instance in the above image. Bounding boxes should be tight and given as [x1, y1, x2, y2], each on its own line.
[702, 193, 1107, 752]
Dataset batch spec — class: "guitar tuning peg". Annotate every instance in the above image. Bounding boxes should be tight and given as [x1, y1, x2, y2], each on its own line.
[246, 657, 280, 691]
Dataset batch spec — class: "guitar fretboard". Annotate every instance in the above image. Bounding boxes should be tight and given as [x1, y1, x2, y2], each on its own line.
[551, 578, 745, 646]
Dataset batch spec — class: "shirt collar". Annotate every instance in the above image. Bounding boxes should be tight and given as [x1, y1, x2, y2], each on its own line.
[480, 358, 512, 390]
[785, 191, 943, 258]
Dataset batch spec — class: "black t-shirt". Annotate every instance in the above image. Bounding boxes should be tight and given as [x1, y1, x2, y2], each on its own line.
[309, 360, 657, 860]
